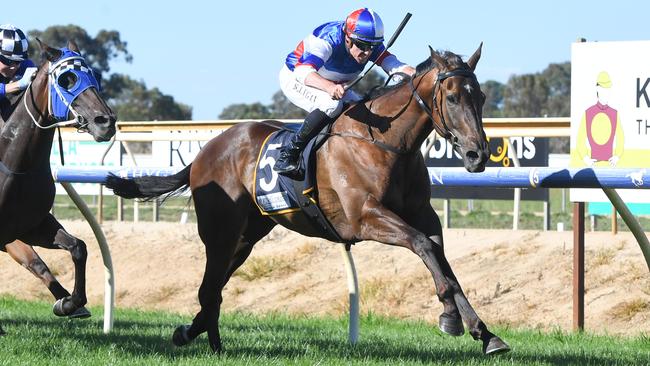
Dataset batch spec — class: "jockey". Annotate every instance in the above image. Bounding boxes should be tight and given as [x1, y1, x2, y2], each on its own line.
[0, 24, 37, 116]
[274, 8, 416, 175]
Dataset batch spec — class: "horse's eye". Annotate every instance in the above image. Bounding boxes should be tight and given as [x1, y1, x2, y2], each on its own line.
[446, 94, 458, 104]
[57, 71, 78, 90]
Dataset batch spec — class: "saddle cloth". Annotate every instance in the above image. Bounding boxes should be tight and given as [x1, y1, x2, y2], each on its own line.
[254, 126, 317, 215]
[253, 125, 346, 243]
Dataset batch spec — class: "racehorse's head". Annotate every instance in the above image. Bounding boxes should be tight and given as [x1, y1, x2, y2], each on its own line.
[37, 39, 116, 142]
[425, 44, 489, 172]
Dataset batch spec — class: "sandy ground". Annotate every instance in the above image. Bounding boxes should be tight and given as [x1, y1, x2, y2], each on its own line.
[1, 220, 649, 336]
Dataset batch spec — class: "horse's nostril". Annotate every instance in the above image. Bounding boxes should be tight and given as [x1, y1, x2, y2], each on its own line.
[94, 115, 114, 125]
[466, 150, 479, 162]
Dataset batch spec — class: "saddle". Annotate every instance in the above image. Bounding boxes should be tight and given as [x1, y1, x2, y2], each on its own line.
[253, 123, 345, 243]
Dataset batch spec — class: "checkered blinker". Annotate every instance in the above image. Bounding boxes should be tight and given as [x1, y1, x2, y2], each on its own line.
[0, 24, 29, 61]
[53, 58, 96, 90]
[49, 48, 101, 120]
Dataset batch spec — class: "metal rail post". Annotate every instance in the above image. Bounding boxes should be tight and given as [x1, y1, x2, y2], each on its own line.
[340, 245, 359, 344]
[504, 138, 522, 230]
[603, 188, 650, 271]
[61, 182, 114, 333]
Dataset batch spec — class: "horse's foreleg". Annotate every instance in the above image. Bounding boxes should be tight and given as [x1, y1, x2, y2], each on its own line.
[18, 214, 89, 318]
[355, 199, 459, 327]
[409, 204, 510, 354]
[357, 198, 509, 355]
[4, 241, 71, 300]
[429, 233, 509, 354]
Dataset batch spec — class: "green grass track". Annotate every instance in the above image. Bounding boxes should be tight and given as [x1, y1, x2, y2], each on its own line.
[1, 296, 649, 365]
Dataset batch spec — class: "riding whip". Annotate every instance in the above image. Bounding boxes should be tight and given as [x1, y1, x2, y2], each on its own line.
[345, 12, 412, 91]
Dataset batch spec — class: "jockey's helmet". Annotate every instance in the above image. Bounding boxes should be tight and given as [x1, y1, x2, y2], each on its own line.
[0, 24, 29, 62]
[344, 8, 384, 45]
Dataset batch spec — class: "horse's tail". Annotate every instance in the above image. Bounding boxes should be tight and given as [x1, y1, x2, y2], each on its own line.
[105, 164, 192, 202]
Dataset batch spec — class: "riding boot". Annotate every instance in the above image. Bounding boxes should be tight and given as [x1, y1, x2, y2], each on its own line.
[274, 109, 332, 175]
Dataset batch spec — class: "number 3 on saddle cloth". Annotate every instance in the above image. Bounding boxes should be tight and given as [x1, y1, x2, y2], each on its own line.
[254, 125, 345, 243]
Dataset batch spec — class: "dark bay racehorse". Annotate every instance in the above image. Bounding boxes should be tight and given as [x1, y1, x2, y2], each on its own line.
[0, 40, 116, 335]
[106, 45, 510, 355]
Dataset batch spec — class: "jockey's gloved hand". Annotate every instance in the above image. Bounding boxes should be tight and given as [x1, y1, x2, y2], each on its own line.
[17, 67, 37, 90]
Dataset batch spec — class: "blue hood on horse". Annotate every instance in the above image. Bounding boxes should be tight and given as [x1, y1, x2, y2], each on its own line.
[49, 48, 101, 120]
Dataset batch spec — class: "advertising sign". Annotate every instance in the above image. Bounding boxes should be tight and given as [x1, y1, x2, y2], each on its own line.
[570, 40, 650, 204]
[151, 129, 228, 167]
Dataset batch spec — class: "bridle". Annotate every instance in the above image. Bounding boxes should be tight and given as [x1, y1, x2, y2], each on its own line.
[409, 68, 478, 148]
[22, 54, 99, 132]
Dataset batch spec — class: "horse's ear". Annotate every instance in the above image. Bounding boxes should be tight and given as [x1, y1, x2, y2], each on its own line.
[467, 42, 483, 71]
[67, 40, 80, 53]
[37, 38, 62, 62]
[428, 45, 447, 69]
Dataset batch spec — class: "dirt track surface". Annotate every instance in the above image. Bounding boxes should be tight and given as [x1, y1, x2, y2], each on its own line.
[1, 220, 649, 335]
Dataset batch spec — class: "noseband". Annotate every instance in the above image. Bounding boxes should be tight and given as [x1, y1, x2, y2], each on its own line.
[409, 68, 478, 146]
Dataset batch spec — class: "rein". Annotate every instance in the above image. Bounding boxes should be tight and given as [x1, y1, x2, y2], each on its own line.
[271, 67, 480, 156]
[332, 68, 480, 155]
[267, 121, 411, 155]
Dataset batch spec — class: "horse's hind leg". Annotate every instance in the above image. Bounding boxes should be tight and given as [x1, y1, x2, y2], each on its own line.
[5, 241, 70, 299]
[174, 210, 276, 349]
[3, 241, 91, 319]
[18, 214, 89, 318]
[224, 212, 275, 282]
[172, 183, 248, 353]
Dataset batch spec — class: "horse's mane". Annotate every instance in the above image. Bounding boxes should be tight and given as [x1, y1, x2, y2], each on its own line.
[361, 50, 468, 102]
[0, 89, 26, 123]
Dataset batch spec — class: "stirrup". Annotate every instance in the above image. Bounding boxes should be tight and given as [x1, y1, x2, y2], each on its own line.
[273, 148, 301, 173]
[274, 158, 300, 174]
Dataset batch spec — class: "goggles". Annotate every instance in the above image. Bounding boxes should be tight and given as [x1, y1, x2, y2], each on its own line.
[350, 38, 377, 52]
[0, 55, 20, 67]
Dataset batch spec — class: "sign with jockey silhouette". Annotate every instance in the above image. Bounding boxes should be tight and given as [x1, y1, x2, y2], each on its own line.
[571, 40, 650, 205]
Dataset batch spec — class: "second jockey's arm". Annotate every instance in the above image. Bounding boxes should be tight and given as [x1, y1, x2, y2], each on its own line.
[0, 68, 38, 96]
[2, 81, 23, 95]
[304, 71, 345, 100]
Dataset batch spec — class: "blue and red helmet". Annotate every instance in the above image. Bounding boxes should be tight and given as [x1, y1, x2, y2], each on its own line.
[344, 8, 384, 44]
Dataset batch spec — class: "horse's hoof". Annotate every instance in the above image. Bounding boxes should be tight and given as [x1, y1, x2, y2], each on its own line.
[0, 325, 5, 336]
[172, 325, 192, 347]
[53, 298, 88, 318]
[439, 313, 464, 336]
[68, 307, 91, 319]
[483, 335, 511, 355]
[210, 341, 223, 354]
[53, 298, 68, 317]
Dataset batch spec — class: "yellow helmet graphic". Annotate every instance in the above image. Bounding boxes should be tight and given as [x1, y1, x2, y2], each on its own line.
[596, 71, 612, 88]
